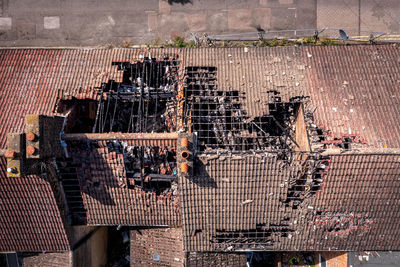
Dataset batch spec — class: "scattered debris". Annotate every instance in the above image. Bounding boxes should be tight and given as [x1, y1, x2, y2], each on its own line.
[184, 69, 301, 152]
[93, 57, 180, 133]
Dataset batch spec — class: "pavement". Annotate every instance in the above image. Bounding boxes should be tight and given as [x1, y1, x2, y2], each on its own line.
[317, 0, 400, 36]
[0, 0, 399, 46]
[1, 0, 312, 47]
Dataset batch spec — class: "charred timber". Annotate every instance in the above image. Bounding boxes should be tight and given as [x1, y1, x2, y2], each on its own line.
[62, 132, 179, 141]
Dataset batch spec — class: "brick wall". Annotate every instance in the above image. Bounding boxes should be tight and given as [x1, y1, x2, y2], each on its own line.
[187, 252, 247, 267]
[130, 228, 184, 267]
[318, 252, 347, 267]
[22, 252, 72, 267]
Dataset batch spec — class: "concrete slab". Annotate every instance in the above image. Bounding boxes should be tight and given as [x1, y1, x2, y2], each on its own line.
[106, 13, 148, 38]
[270, 7, 296, 30]
[226, 0, 250, 9]
[207, 12, 228, 33]
[159, 0, 171, 15]
[360, 0, 400, 33]
[44, 16, 60, 30]
[317, 0, 359, 30]
[9, 0, 61, 12]
[0, 17, 12, 31]
[158, 13, 189, 39]
[252, 8, 271, 31]
[295, 0, 317, 29]
[349, 251, 400, 267]
[71, 0, 158, 11]
[5, 0, 399, 46]
[147, 12, 158, 32]
[279, 0, 293, 4]
[170, 0, 225, 11]
[16, 20, 36, 39]
[185, 13, 207, 32]
[228, 9, 253, 31]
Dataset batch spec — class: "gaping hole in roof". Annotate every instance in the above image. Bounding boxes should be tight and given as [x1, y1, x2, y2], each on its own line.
[55, 97, 97, 133]
[183, 67, 307, 152]
[123, 144, 178, 195]
[93, 56, 180, 133]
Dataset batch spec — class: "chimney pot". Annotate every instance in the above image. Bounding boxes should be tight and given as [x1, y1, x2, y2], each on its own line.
[181, 162, 188, 173]
[181, 151, 190, 160]
[27, 145, 36, 155]
[181, 137, 189, 148]
[26, 132, 36, 141]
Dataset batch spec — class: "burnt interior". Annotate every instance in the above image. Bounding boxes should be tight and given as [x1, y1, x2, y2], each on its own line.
[55, 57, 181, 225]
[123, 145, 177, 191]
[53, 59, 370, 239]
[90, 58, 180, 192]
[93, 57, 180, 133]
[213, 222, 294, 249]
[281, 154, 330, 209]
[55, 98, 97, 133]
[184, 67, 301, 152]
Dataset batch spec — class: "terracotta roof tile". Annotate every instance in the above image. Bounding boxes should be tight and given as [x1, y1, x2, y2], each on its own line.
[1, 46, 398, 149]
[0, 158, 70, 251]
[0, 46, 399, 253]
[130, 228, 184, 266]
[180, 153, 400, 251]
[65, 141, 181, 226]
[304, 45, 400, 148]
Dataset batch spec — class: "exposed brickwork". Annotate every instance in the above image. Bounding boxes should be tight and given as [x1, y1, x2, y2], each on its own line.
[318, 252, 347, 267]
[130, 228, 184, 267]
[21, 252, 72, 267]
[187, 252, 247, 267]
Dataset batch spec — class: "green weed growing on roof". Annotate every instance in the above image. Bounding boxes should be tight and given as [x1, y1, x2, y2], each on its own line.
[303, 36, 315, 44]
[268, 38, 279, 47]
[161, 36, 196, 48]
[319, 37, 339, 45]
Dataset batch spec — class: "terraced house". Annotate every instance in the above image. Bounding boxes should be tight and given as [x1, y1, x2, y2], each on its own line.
[0, 45, 399, 266]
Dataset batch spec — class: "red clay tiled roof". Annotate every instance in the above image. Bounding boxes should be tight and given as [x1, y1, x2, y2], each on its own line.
[0, 46, 398, 149]
[0, 48, 180, 149]
[0, 46, 399, 252]
[0, 158, 70, 251]
[182, 47, 308, 117]
[130, 228, 184, 266]
[0, 48, 181, 251]
[180, 153, 400, 251]
[304, 45, 400, 148]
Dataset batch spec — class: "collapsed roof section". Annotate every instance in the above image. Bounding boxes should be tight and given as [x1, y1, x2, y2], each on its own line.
[93, 56, 182, 134]
[88, 55, 316, 155]
[2, 46, 400, 253]
[59, 134, 181, 226]
[183, 66, 308, 153]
